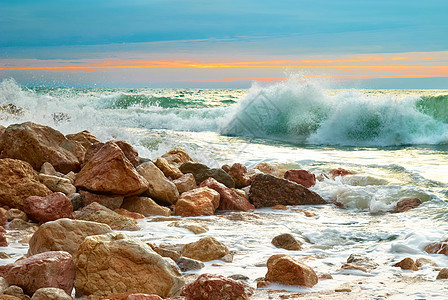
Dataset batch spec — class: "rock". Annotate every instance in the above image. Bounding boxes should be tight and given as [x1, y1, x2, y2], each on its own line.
[393, 257, 418, 271]
[136, 162, 179, 205]
[265, 254, 318, 287]
[329, 168, 353, 178]
[0, 125, 5, 136]
[79, 190, 124, 210]
[228, 274, 250, 281]
[73, 202, 140, 231]
[74, 233, 184, 297]
[0, 277, 10, 293]
[84, 141, 139, 167]
[254, 162, 287, 177]
[436, 268, 448, 280]
[38, 174, 76, 195]
[7, 219, 37, 230]
[284, 170, 316, 188]
[0, 252, 12, 259]
[392, 198, 422, 213]
[415, 257, 438, 267]
[0, 210, 6, 226]
[147, 243, 180, 261]
[67, 193, 83, 211]
[23, 192, 73, 223]
[31, 288, 72, 300]
[172, 174, 196, 194]
[424, 238, 448, 255]
[28, 218, 112, 256]
[161, 149, 193, 168]
[65, 130, 100, 153]
[179, 162, 235, 188]
[181, 273, 249, 300]
[114, 209, 145, 219]
[0, 251, 75, 295]
[181, 237, 229, 262]
[154, 157, 183, 180]
[175, 257, 204, 272]
[271, 233, 302, 251]
[5, 209, 28, 222]
[2, 286, 28, 300]
[0, 158, 52, 209]
[174, 187, 220, 217]
[121, 196, 171, 217]
[341, 254, 379, 273]
[75, 142, 148, 197]
[168, 222, 208, 234]
[0, 233, 8, 247]
[228, 163, 252, 188]
[249, 174, 326, 208]
[199, 177, 254, 211]
[40, 162, 56, 176]
[63, 172, 76, 184]
[0, 122, 84, 173]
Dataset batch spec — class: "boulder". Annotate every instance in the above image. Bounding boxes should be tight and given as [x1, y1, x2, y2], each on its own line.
[161, 149, 193, 168]
[31, 288, 72, 300]
[38, 174, 76, 195]
[1, 286, 27, 300]
[271, 233, 302, 251]
[114, 209, 145, 219]
[65, 130, 100, 153]
[136, 162, 179, 205]
[172, 174, 196, 194]
[424, 238, 448, 255]
[5, 209, 28, 222]
[83, 141, 139, 167]
[199, 178, 254, 211]
[436, 268, 448, 280]
[227, 163, 253, 188]
[0, 158, 52, 209]
[175, 257, 204, 272]
[179, 162, 235, 188]
[79, 190, 124, 210]
[23, 192, 73, 223]
[393, 257, 418, 271]
[392, 198, 422, 213]
[174, 188, 220, 217]
[0, 122, 84, 173]
[75, 142, 148, 197]
[265, 254, 318, 287]
[74, 233, 184, 297]
[284, 170, 316, 188]
[181, 274, 249, 300]
[181, 237, 229, 262]
[0, 251, 75, 295]
[28, 218, 112, 256]
[40, 162, 57, 176]
[154, 157, 183, 180]
[249, 174, 326, 208]
[73, 202, 140, 231]
[121, 197, 171, 217]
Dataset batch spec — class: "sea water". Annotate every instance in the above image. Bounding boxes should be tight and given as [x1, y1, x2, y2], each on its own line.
[1, 78, 448, 298]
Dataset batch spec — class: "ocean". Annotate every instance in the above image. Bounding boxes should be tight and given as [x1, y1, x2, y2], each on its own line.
[1, 77, 448, 298]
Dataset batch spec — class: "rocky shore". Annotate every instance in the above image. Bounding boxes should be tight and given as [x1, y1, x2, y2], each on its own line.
[0, 121, 446, 300]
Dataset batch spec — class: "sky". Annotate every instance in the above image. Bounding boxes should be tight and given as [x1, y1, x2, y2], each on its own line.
[0, 0, 447, 88]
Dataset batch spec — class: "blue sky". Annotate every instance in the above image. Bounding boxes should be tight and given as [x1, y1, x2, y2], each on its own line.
[0, 0, 447, 87]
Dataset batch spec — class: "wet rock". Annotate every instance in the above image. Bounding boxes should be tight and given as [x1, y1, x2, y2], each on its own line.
[175, 257, 204, 272]
[228, 163, 253, 188]
[73, 202, 140, 231]
[31, 288, 72, 300]
[147, 243, 180, 261]
[228, 274, 250, 281]
[341, 254, 379, 273]
[0, 159, 52, 209]
[181, 236, 229, 262]
[40, 162, 56, 176]
[2, 286, 28, 300]
[67, 193, 83, 211]
[66, 130, 100, 153]
[393, 257, 418, 271]
[0, 251, 75, 295]
[424, 238, 448, 255]
[0, 233, 8, 247]
[329, 168, 353, 178]
[0, 252, 12, 259]
[181, 273, 249, 300]
[114, 209, 145, 219]
[23, 192, 73, 223]
[38, 174, 76, 195]
[200, 178, 254, 212]
[174, 187, 220, 217]
[415, 257, 438, 267]
[75, 142, 148, 197]
[318, 273, 333, 280]
[254, 162, 287, 178]
[271, 233, 302, 251]
[392, 198, 422, 213]
[284, 170, 316, 188]
[168, 221, 208, 234]
[265, 254, 318, 288]
[179, 162, 235, 188]
[28, 218, 112, 256]
[436, 268, 448, 280]
[161, 148, 193, 168]
[249, 174, 326, 208]
[172, 174, 196, 194]
[79, 190, 124, 210]
[5, 209, 28, 222]
[121, 196, 171, 217]
[136, 162, 179, 205]
[74, 233, 184, 297]
[154, 157, 183, 180]
[0, 210, 6, 227]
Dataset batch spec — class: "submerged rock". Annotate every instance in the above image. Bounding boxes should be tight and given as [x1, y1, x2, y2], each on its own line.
[392, 198, 422, 213]
[179, 162, 235, 188]
[136, 162, 179, 205]
[265, 254, 318, 288]
[175, 187, 220, 217]
[23, 192, 73, 223]
[341, 254, 379, 273]
[284, 169, 316, 188]
[271, 233, 302, 251]
[175, 256, 204, 272]
[424, 238, 448, 255]
[181, 236, 229, 262]
[393, 257, 418, 271]
[181, 273, 249, 300]
[329, 168, 353, 178]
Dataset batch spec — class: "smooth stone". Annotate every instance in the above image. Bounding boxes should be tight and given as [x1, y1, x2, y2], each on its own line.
[265, 254, 318, 288]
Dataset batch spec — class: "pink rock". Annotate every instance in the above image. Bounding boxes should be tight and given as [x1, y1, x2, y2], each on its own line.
[200, 177, 254, 211]
[83, 140, 139, 167]
[393, 198, 422, 213]
[175, 187, 220, 217]
[23, 192, 73, 223]
[0, 251, 75, 295]
[329, 168, 353, 178]
[284, 170, 316, 188]
[172, 174, 196, 194]
[181, 273, 249, 300]
[228, 163, 252, 188]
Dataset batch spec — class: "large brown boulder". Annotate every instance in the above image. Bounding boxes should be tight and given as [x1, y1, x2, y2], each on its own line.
[75, 142, 148, 197]
[179, 162, 235, 188]
[284, 170, 316, 188]
[249, 174, 326, 208]
[181, 273, 249, 300]
[0, 159, 52, 209]
[79, 190, 124, 210]
[0, 122, 84, 173]
[83, 141, 139, 167]
[66, 130, 100, 152]
[74, 233, 184, 297]
[136, 162, 179, 205]
[0, 251, 75, 295]
[265, 254, 318, 287]
[23, 192, 73, 223]
[181, 236, 229, 262]
[28, 218, 113, 256]
[199, 178, 254, 211]
[175, 187, 220, 217]
[161, 148, 193, 168]
[121, 196, 171, 217]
